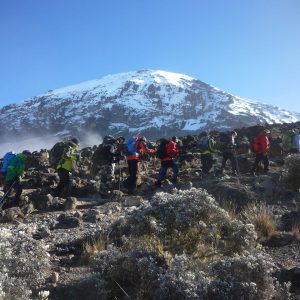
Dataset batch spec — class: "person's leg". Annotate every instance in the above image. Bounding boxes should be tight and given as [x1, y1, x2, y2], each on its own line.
[201, 154, 208, 174]
[206, 154, 213, 173]
[2, 180, 16, 209]
[53, 168, 70, 197]
[263, 155, 269, 173]
[127, 160, 138, 192]
[3, 180, 14, 196]
[221, 152, 229, 173]
[252, 153, 262, 173]
[171, 160, 179, 183]
[229, 153, 237, 173]
[157, 165, 167, 182]
[13, 178, 22, 204]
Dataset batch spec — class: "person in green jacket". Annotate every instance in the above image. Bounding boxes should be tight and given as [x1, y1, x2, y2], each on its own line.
[2, 150, 31, 209]
[197, 131, 216, 175]
[53, 138, 79, 197]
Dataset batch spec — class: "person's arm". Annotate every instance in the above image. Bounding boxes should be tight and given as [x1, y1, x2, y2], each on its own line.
[261, 136, 268, 155]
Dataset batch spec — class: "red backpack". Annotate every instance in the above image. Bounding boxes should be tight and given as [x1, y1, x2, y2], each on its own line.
[251, 136, 260, 153]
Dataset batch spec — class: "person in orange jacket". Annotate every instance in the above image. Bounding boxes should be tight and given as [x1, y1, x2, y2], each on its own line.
[251, 129, 270, 175]
[155, 136, 179, 187]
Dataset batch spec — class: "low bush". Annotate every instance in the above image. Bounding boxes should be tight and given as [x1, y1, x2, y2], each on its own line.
[0, 227, 51, 299]
[284, 154, 300, 191]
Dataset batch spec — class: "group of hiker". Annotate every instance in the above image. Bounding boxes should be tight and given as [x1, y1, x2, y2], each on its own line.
[1, 127, 300, 211]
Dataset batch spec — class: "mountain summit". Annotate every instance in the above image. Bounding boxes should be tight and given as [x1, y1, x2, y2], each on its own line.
[0, 70, 299, 140]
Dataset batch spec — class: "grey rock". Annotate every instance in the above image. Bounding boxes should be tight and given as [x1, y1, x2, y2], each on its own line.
[0, 207, 24, 223]
[55, 214, 81, 229]
[110, 190, 124, 202]
[124, 196, 142, 207]
[82, 209, 101, 223]
[64, 197, 77, 210]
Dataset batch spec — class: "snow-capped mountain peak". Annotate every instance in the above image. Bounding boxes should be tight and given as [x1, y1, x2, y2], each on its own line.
[0, 69, 299, 141]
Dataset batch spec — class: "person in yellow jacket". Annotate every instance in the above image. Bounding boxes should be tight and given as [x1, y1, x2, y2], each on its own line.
[53, 138, 79, 197]
[197, 131, 216, 175]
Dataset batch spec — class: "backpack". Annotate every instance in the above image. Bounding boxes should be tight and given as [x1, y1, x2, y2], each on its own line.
[282, 130, 295, 151]
[291, 133, 300, 151]
[156, 139, 168, 159]
[197, 136, 209, 152]
[251, 136, 260, 153]
[91, 144, 114, 167]
[219, 132, 231, 144]
[49, 142, 67, 166]
[103, 135, 116, 146]
[124, 138, 138, 156]
[0, 152, 16, 173]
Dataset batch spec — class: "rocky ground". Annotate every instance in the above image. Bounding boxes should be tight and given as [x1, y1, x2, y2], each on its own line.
[1, 123, 300, 300]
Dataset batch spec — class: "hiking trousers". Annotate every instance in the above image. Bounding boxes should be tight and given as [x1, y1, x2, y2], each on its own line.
[200, 153, 213, 174]
[157, 160, 178, 183]
[53, 168, 70, 197]
[252, 153, 269, 173]
[2, 177, 22, 209]
[221, 151, 237, 172]
[126, 159, 138, 192]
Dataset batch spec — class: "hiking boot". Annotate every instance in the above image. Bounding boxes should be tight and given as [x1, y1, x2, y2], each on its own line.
[154, 181, 162, 188]
[127, 189, 134, 195]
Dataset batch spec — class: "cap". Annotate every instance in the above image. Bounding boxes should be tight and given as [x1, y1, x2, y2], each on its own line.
[199, 131, 208, 137]
[22, 150, 31, 155]
[70, 137, 79, 145]
[172, 136, 178, 142]
[263, 129, 271, 134]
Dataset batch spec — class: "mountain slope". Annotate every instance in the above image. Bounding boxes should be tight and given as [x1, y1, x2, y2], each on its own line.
[0, 70, 299, 140]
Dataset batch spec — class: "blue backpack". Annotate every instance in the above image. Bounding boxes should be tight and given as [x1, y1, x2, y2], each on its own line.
[0, 152, 16, 174]
[124, 138, 137, 156]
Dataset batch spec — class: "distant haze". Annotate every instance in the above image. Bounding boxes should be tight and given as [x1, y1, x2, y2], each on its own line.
[0, 131, 102, 156]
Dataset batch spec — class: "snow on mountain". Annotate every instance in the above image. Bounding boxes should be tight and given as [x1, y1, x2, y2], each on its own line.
[0, 69, 299, 141]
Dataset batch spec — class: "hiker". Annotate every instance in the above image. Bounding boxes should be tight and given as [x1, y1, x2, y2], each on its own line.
[1, 150, 31, 209]
[134, 136, 155, 159]
[282, 129, 300, 154]
[0, 151, 16, 186]
[155, 137, 179, 187]
[115, 136, 126, 161]
[291, 129, 300, 153]
[124, 136, 154, 194]
[52, 138, 79, 197]
[219, 131, 238, 175]
[197, 131, 216, 175]
[251, 129, 270, 175]
[91, 135, 119, 189]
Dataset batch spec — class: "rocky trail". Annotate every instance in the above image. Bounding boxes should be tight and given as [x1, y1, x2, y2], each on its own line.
[1, 124, 300, 299]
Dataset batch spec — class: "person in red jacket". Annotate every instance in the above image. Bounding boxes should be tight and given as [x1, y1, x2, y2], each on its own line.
[155, 137, 179, 187]
[251, 129, 270, 175]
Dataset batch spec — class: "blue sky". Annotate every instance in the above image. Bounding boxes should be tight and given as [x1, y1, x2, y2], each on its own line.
[0, 0, 299, 112]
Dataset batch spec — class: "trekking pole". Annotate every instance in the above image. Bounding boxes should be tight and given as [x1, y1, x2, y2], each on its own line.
[0, 180, 16, 209]
[118, 161, 121, 191]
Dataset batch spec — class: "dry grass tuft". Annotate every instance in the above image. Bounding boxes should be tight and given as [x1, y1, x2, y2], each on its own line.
[243, 202, 277, 239]
[82, 235, 107, 265]
[291, 223, 300, 240]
